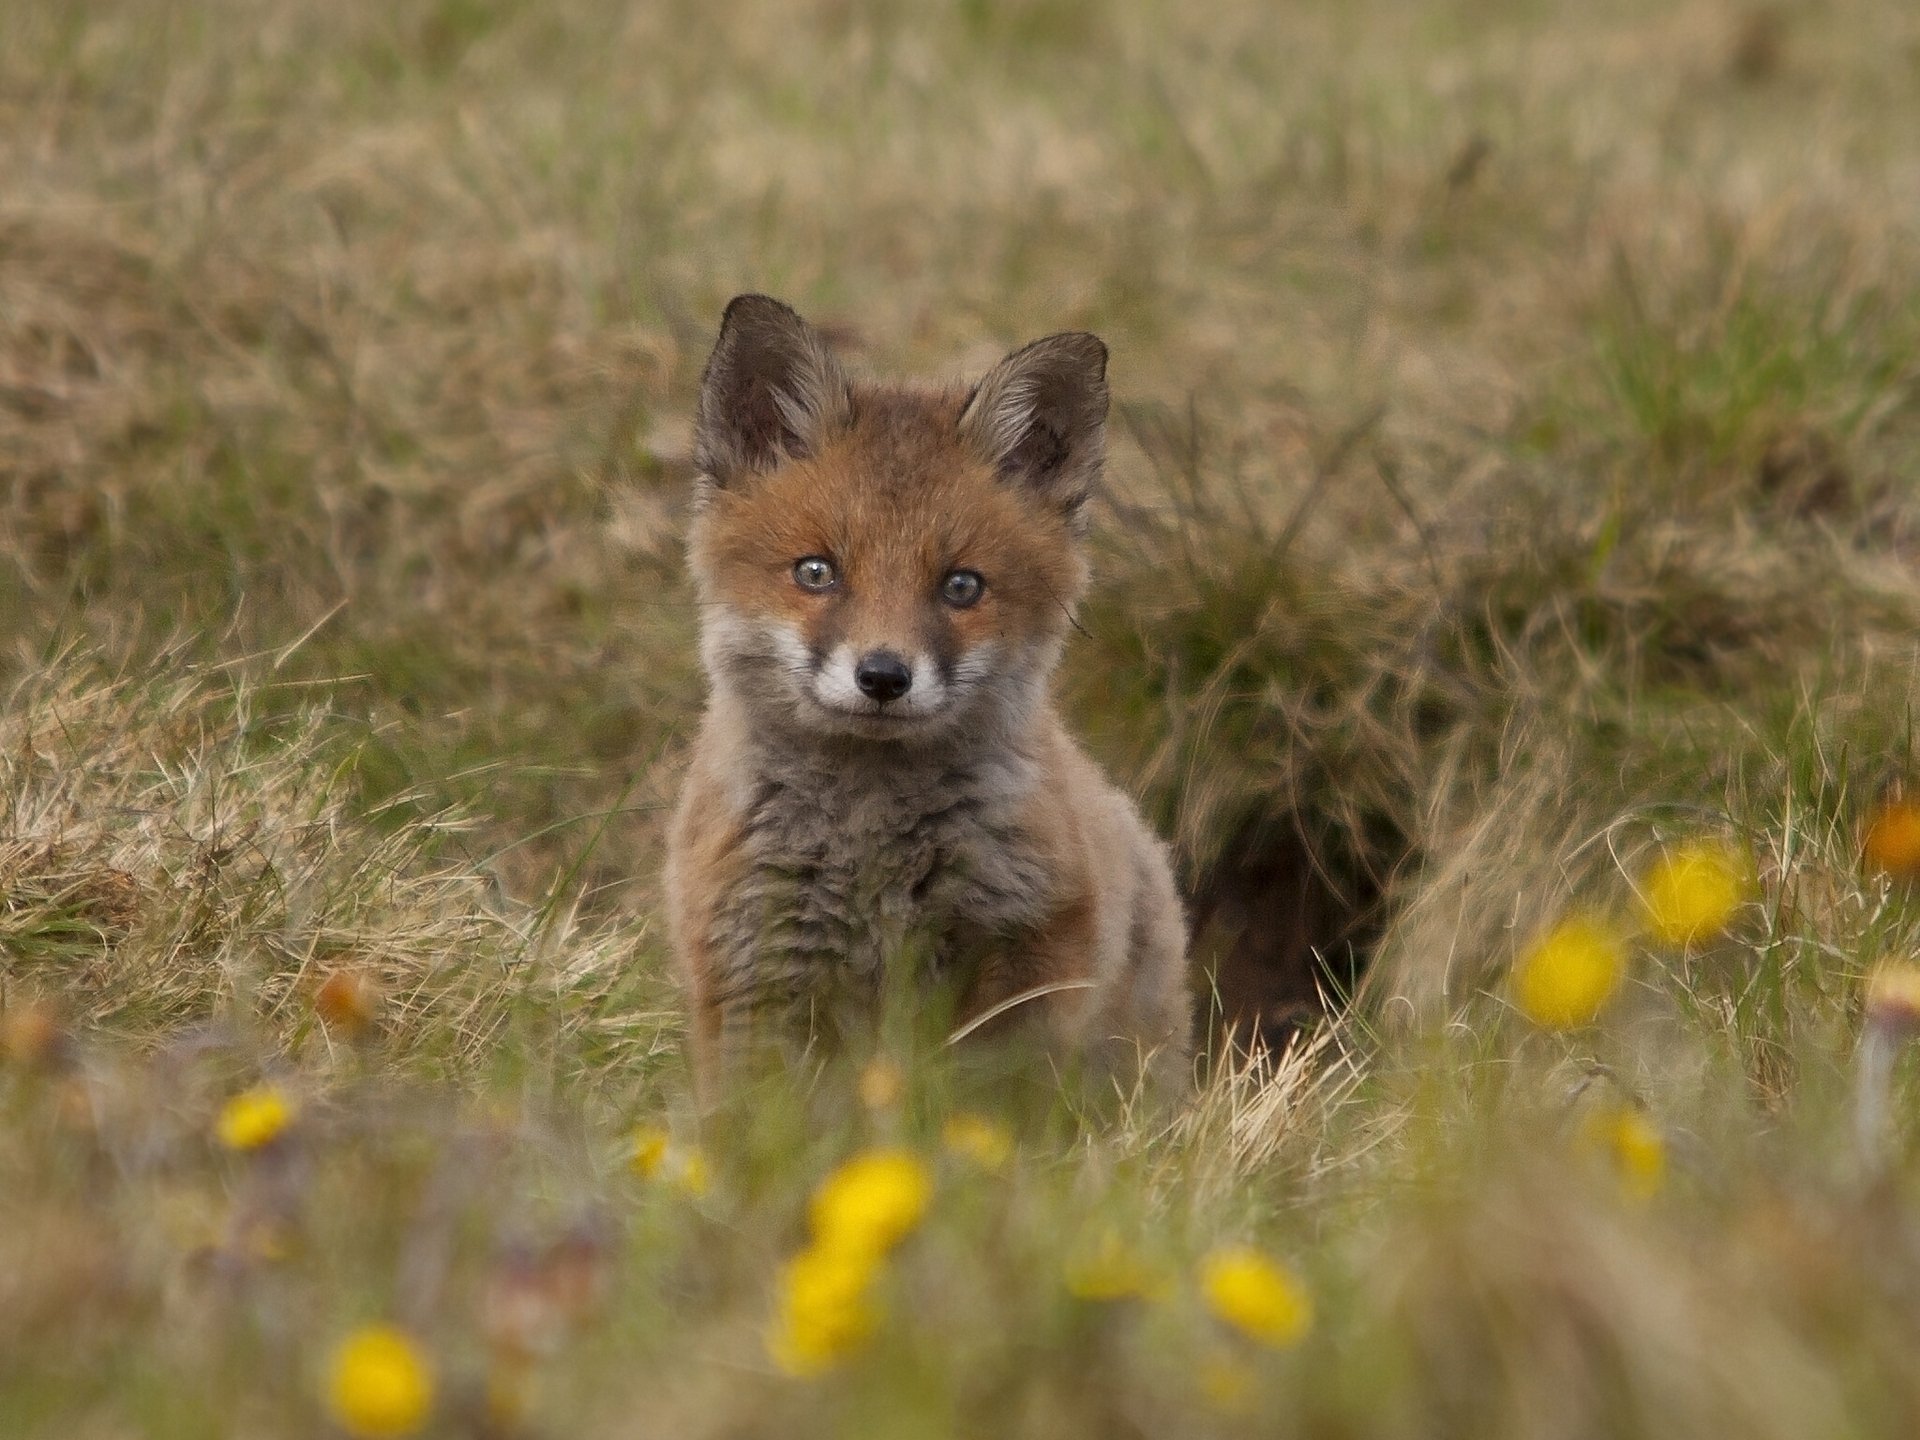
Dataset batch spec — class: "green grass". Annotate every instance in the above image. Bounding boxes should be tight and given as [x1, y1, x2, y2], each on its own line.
[6, 0, 1920, 1434]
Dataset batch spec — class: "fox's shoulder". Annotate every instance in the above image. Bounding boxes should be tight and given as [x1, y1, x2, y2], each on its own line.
[1013, 713, 1166, 858]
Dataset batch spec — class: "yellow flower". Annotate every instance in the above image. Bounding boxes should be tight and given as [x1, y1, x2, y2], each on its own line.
[809, 1148, 932, 1258]
[1511, 914, 1627, 1030]
[857, 1056, 905, 1111]
[766, 1240, 882, 1376]
[216, 1085, 296, 1152]
[1196, 1350, 1258, 1415]
[1062, 1227, 1169, 1302]
[1580, 1104, 1666, 1202]
[325, 1325, 435, 1438]
[941, 1112, 1014, 1172]
[1198, 1245, 1313, 1349]
[1864, 801, 1920, 880]
[630, 1124, 669, 1178]
[1639, 840, 1754, 948]
[629, 1125, 710, 1197]
[675, 1147, 712, 1196]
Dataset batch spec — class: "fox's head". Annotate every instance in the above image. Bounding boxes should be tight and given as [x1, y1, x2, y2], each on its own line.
[686, 294, 1106, 746]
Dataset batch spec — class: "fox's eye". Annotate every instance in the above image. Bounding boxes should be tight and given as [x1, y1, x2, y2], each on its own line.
[792, 556, 837, 592]
[940, 569, 985, 608]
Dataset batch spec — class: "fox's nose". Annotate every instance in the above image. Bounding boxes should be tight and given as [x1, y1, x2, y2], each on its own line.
[854, 650, 913, 702]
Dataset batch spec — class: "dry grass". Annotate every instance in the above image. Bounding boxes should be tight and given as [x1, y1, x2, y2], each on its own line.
[6, 0, 1920, 1434]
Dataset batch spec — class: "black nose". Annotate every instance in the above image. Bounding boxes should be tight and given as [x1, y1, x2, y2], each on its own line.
[854, 651, 913, 702]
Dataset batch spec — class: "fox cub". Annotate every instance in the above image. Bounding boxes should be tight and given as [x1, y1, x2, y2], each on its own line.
[665, 295, 1190, 1095]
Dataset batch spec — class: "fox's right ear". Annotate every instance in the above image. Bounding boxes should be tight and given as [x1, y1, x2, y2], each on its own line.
[694, 295, 851, 487]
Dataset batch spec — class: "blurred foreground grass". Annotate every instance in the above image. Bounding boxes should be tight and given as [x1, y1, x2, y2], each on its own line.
[6, 0, 1920, 1435]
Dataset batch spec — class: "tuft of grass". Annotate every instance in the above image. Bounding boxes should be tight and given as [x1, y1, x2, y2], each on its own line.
[0, 655, 675, 1090]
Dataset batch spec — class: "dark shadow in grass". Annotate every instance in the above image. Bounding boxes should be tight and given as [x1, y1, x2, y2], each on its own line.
[1190, 820, 1398, 1058]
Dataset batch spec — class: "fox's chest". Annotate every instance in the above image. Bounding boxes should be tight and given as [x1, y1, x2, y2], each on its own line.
[717, 764, 1050, 989]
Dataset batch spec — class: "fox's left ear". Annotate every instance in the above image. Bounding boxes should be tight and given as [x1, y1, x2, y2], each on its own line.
[959, 332, 1108, 528]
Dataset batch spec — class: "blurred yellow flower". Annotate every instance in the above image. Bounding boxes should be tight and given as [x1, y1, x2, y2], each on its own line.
[1199, 1245, 1313, 1349]
[628, 1125, 710, 1196]
[1580, 1104, 1666, 1202]
[325, 1325, 435, 1438]
[1864, 801, 1920, 880]
[766, 1240, 882, 1376]
[1511, 915, 1626, 1030]
[1062, 1227, 1169, 1302]
[1865, 963, 1920, 1035]
[676, 1147, 712, 1196]
[1196, 1350, 1258, 1415]
[941, 1112, 1013, 1172]
[857, 1056, 905, 1111]
[809, 1148, 932, 1257]
[216, 1085, 296, 1152]
[629, 1124, 669, 1177]
[1639, 840, 1754, 948]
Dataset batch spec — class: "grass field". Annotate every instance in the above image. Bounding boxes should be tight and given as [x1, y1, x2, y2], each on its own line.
[6, 0, 1920, 1434]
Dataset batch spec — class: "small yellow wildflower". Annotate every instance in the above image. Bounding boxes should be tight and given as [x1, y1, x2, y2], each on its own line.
[675, 1147, 711, 1196]
[216, 1085, 296, 1152]
[1639, 840, 1754, 948]
[1580, 1103, 1667, 1202]
[941, 1112, 1014, 1173]
[1196, 1350, 1258, 1415]
[630, 1124, 669, 1177]
[1062, 1227, 1170, 1302]
[628, 1125, 709, 1196]
[809, 1148, 932, 1258]
[857, 1056, 905, 1111]
[1511, 914, 1627, 1030]
[1864, 801, 1920, 880]
[766, 1240, 882, 1376]
[1865, 963, 1920, 1036]
[1198, 1245, 1313, 1349]
[325, 1325, 435, 1438]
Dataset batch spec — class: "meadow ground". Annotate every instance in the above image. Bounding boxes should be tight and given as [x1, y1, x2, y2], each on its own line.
[5, 0, 1920, 1434]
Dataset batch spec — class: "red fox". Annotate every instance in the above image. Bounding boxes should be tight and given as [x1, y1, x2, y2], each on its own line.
[665, 295, 1190, 1097]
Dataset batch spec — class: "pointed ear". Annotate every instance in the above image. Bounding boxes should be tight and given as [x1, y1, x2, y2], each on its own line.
[958, 331, 1108, 525]
[694, 294, 851, 485]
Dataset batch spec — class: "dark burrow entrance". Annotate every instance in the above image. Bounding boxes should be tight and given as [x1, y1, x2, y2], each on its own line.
[1186, 818, 1406, 1057]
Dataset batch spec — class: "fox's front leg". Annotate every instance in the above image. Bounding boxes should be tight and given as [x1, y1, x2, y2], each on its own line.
[681, 935, 773, 1109]
[956, 896, 1102, 1050]
[667, 772, 762, 1106]
[678, 933, 727, 1108]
